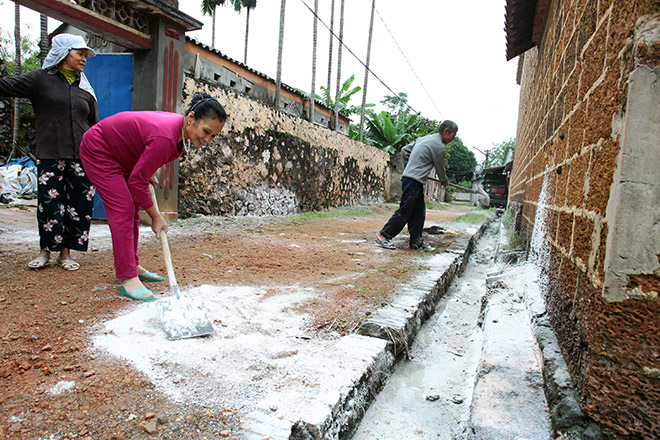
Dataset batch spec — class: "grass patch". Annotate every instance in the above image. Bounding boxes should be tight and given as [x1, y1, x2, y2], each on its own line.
[501, 209, 523, 250]
[426, 200, 451, 210]
[288, 206, 377, 221]
[452, 208, 493, 224]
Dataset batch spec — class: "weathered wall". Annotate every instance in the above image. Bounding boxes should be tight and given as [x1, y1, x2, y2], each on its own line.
[177, 76, 390, 217]
[509, 1, 660, 438]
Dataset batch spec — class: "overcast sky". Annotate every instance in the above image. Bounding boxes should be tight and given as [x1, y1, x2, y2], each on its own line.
[0, 0, 520, 159]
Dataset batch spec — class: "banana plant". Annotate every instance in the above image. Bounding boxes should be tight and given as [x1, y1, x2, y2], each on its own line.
[317, 75, 374, 116]
[364, 111, 422, 154]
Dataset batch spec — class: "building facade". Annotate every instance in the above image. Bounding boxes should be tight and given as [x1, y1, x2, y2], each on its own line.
[506, 0, 659, 437]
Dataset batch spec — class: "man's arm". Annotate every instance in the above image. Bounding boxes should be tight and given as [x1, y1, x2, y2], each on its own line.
[401, 141, 415, 168]
[432, 148, 448, 184]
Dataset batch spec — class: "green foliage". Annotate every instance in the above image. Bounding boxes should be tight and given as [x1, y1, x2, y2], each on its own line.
[425, 200, 450, 210]
[380, 92, 410, 118]
[487, 138, 515, 167]
[363, 111, 422, 154]
[201, 0, 256, 15]
[0, 31, 41, 75]
[0, 31, 40, 159]
[288, 206, 377, 221]
[362, 93, 440, 154]
[446, 180, 472, 194]
[300, 75, 374, 119]
[318, 75, 374, 116]
[501, 209, 523, 249]
[446, 136, 477, 180]
[452, 208, 493, 224]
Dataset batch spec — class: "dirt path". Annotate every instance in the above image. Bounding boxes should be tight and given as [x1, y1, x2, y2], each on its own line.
[0, 203, 476, 439]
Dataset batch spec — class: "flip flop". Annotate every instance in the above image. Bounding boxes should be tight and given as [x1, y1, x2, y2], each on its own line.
[57, 258, 80, 271]
[119, 286, 156, 302]
[138, 270, 165, 282]
[28, 256, 50, 269]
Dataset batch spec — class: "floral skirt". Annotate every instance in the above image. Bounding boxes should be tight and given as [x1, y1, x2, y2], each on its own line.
[36, 159, 95, 252]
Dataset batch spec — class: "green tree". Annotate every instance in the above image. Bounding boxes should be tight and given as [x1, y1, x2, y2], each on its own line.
[380, 92, 410, 118]
[487, 138, 515, 167]
[378, 92, 438, 138]
[446, 136, 477, 181]
[302, 74, 374, 118]
[363, 111, 422, 153]
[0, 30, 40, 160]
[0, 33, 40, 75]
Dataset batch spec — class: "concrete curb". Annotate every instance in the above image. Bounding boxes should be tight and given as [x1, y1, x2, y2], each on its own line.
[358, 222, 489, 359]
[241, 220, 491, 440]
[523, 280, 600, 439]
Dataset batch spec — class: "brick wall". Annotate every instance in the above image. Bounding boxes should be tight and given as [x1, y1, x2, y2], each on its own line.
[177, 76, 390, 217]
[509, 0, 660, 437]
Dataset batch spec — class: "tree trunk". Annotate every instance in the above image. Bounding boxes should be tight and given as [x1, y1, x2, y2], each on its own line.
[11, 3, 22, 160]
[333, 0, 345, 132]
[39, 14, 48, 64]
[244, 8, 250, 64]
[326, 0, 335, 110]
[309, 0, 318, 123]
[211, 7, 216, 48]
[359, 0, 376, 142]
[275, 0, 286, 109]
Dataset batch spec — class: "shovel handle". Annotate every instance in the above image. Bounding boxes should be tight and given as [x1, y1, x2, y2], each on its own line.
[149, 184, 179, 298]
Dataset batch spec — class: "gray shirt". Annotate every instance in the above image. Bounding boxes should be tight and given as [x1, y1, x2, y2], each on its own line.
[401, 133, 447, 184]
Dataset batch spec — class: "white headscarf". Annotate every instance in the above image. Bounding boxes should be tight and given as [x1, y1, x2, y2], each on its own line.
[42, 33, 97, 101]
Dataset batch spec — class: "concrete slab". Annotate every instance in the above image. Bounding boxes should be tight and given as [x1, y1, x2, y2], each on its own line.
[469, 266, 553, 440]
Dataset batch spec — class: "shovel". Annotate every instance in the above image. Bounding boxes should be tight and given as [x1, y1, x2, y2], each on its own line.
[428, 177, 482, 194]
[149, 184, 214, 340]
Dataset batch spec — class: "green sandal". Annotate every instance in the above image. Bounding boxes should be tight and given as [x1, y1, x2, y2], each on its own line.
[119, 286, 156, 302]
[138, 270, 164, 282]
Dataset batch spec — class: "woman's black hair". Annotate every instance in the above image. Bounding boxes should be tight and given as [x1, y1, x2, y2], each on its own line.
[186, 93, 227, 122]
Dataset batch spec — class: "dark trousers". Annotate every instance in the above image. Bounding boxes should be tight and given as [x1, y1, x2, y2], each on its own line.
[37, 159, 95, 252]
[380, 177, 426, 247]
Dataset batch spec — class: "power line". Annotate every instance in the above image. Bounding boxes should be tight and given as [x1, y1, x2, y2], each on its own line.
[297, 0, 420, 116]
[374, 7, 444, 120]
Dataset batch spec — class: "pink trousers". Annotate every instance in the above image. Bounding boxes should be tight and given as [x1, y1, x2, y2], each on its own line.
[80, 141, 142, 280]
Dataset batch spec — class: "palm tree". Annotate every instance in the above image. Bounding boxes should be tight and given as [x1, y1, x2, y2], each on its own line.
[39, 14, 48, 64]
[275, 0, 286, 109]
[242, 0, 257, 64]
[11, 3, 22, 159]
[200, 0, 222, 48]
[326, 0, 335, 109]
[201, 0, 257, 60]
[309, 0, 319, 123]
[333, 0, 345, 131]
[359, 0, 376, 142]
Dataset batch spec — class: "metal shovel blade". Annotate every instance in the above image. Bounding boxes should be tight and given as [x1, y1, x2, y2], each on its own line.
[156, 294, 214, 340]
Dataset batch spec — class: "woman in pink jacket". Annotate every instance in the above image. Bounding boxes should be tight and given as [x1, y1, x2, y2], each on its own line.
[80, 93, 226, 301]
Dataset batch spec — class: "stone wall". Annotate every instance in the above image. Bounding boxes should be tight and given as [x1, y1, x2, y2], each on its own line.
[509, 1, 659, 438]
[177, 76, 390, 217]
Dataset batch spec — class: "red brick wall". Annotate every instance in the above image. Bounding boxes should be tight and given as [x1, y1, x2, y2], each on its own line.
[509, 1, 660, 437]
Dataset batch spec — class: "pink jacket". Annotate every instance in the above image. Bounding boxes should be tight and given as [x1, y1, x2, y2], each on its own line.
[81, 111, 184, 209]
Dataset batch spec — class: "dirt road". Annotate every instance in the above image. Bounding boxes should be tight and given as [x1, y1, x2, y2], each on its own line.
[0, 202, 478, 439]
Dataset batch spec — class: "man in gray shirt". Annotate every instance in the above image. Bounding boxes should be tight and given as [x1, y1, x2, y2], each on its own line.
[375, 120, 458, 251]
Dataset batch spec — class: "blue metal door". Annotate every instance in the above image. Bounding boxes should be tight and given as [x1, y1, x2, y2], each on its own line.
[84, 53, 133, 219]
